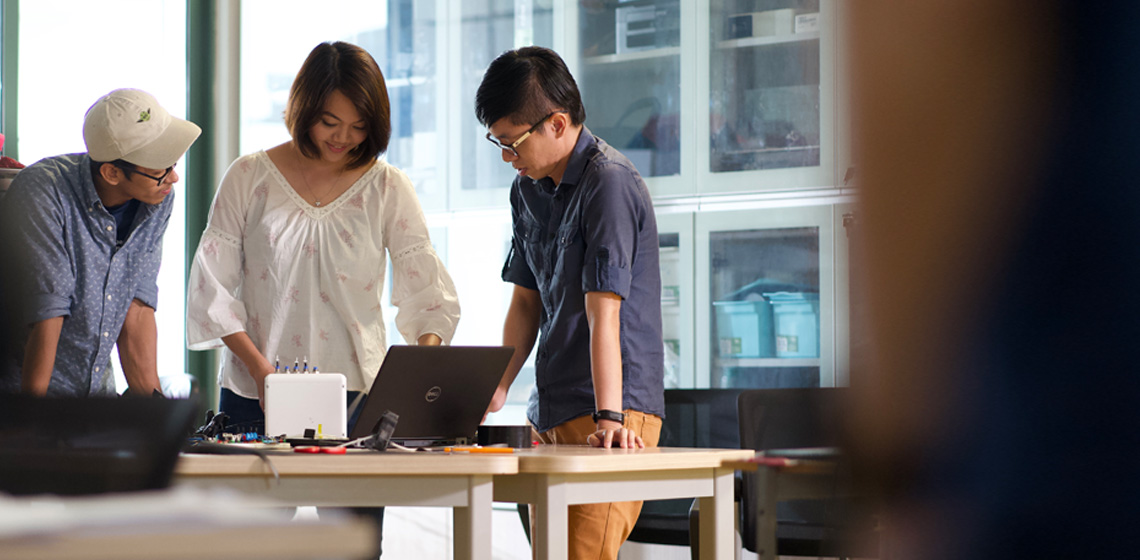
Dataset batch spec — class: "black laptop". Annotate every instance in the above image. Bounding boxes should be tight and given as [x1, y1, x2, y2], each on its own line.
[0, 394, 198, 496]
[349, 345, 514, 446]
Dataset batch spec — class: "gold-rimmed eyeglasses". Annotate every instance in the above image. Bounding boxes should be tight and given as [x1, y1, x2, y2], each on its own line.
[485, 111, 563, 157]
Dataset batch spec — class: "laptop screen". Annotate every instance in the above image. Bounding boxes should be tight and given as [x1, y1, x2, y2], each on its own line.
[350, 346, 514, 445]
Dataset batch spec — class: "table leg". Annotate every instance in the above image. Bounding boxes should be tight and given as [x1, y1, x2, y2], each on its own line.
[698, 468, 736, 560]
[754, 467, 779, 560]
[453, 475, 493, 560]
[531, 474, 569, 560]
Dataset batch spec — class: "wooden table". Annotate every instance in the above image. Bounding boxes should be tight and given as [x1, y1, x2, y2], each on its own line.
[723, 455, 842, 560]
[175, 450, 518, 560]
[493, 445, 754, 560]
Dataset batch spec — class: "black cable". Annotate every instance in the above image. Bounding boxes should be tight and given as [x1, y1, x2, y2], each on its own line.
[183, 440, 280, 483]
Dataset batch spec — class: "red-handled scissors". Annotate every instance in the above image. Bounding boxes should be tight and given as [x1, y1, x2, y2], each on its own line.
[294, 446, 347, 454]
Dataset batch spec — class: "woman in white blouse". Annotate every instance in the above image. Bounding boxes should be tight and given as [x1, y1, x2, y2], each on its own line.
[187, 41, 460, 431]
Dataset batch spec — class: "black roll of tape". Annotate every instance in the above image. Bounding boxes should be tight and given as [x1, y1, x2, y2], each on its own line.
[476, 425, 533, 448]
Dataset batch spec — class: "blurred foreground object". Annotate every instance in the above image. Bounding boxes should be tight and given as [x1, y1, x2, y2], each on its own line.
[0, 487, 377, 559]
[848, 1, 1140, 558]
[0, 395, 197, 496]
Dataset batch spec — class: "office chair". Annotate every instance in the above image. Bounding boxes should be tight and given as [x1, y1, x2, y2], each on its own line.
[626, 388, 744, 548]
[735, 388, 879, 558]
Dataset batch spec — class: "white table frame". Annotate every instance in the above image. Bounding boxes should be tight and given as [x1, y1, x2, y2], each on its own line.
[492, 446, 754, 560]
[175, 451, 517, 560]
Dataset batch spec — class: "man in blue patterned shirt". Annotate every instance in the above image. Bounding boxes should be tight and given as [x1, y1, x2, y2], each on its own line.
[477, 47, 665, 560]
[0, 89, 200, 397]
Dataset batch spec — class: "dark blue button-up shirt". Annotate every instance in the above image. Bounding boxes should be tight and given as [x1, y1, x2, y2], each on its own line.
[0, 154, 170, 396]
[502, 128, 665, 432]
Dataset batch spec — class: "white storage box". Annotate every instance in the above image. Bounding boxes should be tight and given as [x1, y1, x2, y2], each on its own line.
[264, 373, 347, 438]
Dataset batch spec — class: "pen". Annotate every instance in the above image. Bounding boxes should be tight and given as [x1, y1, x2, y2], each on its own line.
[749, 457, 801, 468]
[444, 447, 514, 453]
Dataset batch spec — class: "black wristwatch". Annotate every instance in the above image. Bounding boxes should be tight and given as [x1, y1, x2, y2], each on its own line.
[592, 409, 626, 424]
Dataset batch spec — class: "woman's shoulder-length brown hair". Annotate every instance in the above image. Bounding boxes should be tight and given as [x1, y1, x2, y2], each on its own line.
[284, 41, 390, 170]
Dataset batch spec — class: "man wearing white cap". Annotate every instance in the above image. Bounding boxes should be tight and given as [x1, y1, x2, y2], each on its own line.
[0, 89, 200, 397]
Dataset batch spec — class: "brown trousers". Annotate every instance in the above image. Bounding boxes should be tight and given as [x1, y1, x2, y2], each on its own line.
[530, 410, 663, 560]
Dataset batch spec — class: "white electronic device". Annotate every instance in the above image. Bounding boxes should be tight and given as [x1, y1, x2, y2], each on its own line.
[264, 373, 347, 438]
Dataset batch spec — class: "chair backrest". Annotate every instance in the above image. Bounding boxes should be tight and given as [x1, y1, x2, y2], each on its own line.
[659, 388, 744, 449]
[736, 387, 851, 554]
[628, 388, 745, 547]
[737, 387, 848, 452]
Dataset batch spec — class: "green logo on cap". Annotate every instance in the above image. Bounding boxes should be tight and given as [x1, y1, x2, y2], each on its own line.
[137, 109, 151, 123]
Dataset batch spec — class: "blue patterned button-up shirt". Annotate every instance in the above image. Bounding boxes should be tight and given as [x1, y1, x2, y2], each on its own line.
[0, 154, 170, 396]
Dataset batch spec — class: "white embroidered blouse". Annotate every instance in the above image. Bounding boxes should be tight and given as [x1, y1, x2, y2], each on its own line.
[186, 151, 460, 397]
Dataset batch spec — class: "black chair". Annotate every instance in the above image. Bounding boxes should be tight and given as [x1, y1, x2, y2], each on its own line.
[735, 388, 879, 558]
[626, 388, 744, 548]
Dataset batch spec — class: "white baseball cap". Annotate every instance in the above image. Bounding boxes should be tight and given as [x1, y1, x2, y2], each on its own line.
[83, 88, 201, 169]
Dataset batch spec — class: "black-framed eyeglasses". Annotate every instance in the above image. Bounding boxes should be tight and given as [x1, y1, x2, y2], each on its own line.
[485, 111, 563, 157]
[114, 162, 175, 186]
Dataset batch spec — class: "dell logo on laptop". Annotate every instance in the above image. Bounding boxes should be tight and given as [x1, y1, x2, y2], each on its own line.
[425, 386, 442, 402]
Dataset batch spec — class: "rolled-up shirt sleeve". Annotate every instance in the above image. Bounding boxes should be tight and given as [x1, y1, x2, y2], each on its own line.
[186, 162, 251, 350]
[384, 171, 460, 345]
[3, 172, 75, 326]
[580, 164, 645, 299]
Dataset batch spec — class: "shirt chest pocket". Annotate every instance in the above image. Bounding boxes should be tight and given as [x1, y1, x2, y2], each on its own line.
[553, 224, 584, 277]
[514, 220, 545, 267]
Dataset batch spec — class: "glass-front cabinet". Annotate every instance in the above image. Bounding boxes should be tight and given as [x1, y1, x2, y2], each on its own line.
[566, 0, 837, 198]
[656, 211, 696, 389]
[695, 203, 847, 389]
[574, 0, 688, 196]
[698, 0, 837, 193]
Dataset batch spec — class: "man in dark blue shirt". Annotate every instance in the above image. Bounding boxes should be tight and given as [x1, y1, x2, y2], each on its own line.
[476, 46, 665, 559]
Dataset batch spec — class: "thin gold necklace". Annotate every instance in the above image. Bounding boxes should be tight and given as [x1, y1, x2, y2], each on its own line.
[295, 148, 345, 207]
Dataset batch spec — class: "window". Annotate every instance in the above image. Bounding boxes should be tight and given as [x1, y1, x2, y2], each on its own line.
[240, 0, 441, 201]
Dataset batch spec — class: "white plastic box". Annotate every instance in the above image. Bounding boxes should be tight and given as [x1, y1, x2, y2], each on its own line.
[264, 373, 347, 438]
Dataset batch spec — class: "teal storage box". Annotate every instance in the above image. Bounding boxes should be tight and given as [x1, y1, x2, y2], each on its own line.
[713, 299, 775, 357]
[764, 292, 820, 358]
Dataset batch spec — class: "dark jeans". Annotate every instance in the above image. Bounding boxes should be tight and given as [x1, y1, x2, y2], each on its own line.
[218, 387, 383, 557]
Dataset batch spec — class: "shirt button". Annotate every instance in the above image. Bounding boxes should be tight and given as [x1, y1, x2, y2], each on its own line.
[88, 207, 93, 212]
[107, 295, 112, 300]
[95, 367, 101, 372]
[106, 225, 113, 231]
[103, 332, 109, 337]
